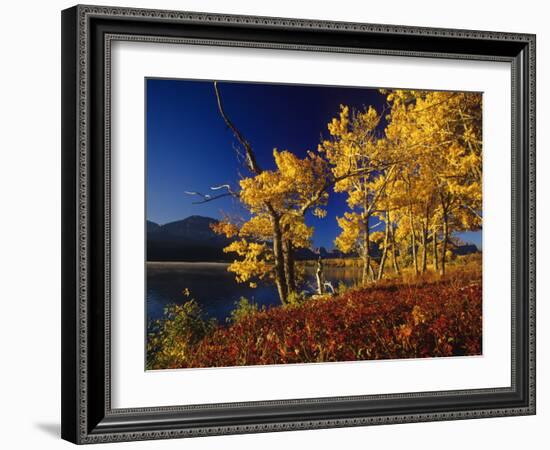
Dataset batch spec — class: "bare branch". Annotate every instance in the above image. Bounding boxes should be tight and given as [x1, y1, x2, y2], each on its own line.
[184, 187, 237, 204]
[190, 193, 233, 204]
[211, 184, 235, 193]
[370, 221, 383, 231]
[460, 203, 483, 220]
[184, 190, 210, 199]
[214, 81, 262, 175]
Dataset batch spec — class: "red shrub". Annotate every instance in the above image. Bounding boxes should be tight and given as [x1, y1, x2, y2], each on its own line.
[149, 279, 482, 369]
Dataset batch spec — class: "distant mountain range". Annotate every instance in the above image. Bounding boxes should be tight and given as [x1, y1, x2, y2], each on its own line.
[146, 215, 343, 262]
[147, 216, 233, 262]
[147, 215, 478, 262]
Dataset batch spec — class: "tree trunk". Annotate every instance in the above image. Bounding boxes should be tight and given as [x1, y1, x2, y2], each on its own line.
[283, 240, 296, 295]
[432, 230, 439, 272]
[315, 256, 325, 295]
[377, 211, 391, 281]
[271, 213, 288, 304]
[389, 212, 400, 274]
[361, 214, 374, 285]
[420, 221, 428, 274]
[440, 213, 449, 276]
[408, 206, 419, 276]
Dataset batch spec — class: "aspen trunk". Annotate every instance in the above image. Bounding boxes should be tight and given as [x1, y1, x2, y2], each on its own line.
[271, 214, 288, 304]
[315, 256, 325, 295]
[432, 231, 439, 272]
[440, 213, 449, 276]
[361, 215, 374, 285]
[420, 222, 428, 274]
[377, 211, 391, 281]
[283, 240, 296, 295]
[408, 206, 419, 276]
[390, 221, 401, 275]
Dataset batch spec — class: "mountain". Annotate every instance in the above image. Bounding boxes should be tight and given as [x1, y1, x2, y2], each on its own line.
[146, 216, 357, 262]
[451, 243, 479, 256]
[147, 220, 161, 234]
[147, 216, 232, 262]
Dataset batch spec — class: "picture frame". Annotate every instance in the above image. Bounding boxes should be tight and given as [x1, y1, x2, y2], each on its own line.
[61, 4, 536, 444]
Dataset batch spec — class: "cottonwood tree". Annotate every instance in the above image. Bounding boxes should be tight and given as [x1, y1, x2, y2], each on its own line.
[212, 148, 330, 302]
[383, 89, 482, 275]
[324, 89, 482, 280]
[191, 82, 331, 304]
[319, 105, 400, 283]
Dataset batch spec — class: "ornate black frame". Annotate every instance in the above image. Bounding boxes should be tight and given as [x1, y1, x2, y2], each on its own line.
[61, 4, 536, 444]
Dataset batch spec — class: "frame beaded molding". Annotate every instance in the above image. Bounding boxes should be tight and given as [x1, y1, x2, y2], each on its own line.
[72, 4, 536, 444]
[102, 32, 517, 413]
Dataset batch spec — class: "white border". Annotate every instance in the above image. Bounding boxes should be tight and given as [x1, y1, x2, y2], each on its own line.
[111, 41, 511, 409]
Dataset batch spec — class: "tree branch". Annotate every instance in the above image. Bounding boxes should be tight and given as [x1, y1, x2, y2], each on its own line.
[184, 185, 238, 204]
[460, 203, 483, 220]
[297, 161, 399, 216]
[214, 81, 262, 175]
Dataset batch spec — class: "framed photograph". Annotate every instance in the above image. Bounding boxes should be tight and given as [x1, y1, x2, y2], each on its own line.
[61, 5, 536, 444]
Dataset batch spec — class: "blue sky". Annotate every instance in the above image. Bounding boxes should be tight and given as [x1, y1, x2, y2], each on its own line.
[146, 78, 481, 249]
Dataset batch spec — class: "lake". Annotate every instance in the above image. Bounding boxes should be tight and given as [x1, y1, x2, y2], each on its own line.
[147, 262, 362, 323]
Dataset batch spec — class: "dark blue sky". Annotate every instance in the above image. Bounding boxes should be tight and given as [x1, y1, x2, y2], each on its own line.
[146, 78, 481, 249]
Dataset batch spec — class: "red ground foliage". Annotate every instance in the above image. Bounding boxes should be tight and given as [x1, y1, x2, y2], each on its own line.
[152, 279, 482, 369]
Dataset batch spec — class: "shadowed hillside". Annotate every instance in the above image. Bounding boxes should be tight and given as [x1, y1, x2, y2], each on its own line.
[147, 216, 232, 262]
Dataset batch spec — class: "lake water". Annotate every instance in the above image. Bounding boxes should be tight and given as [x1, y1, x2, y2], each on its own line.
[147, 262, 362, 323]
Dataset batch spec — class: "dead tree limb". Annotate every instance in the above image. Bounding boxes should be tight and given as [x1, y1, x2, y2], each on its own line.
[184, 185, 238, 204]
[214, 81, 262, 175]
